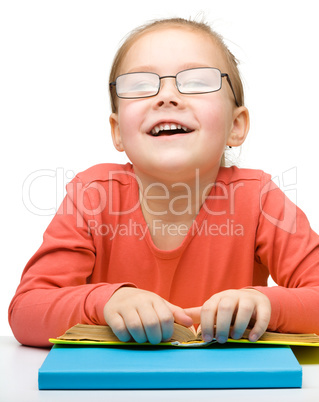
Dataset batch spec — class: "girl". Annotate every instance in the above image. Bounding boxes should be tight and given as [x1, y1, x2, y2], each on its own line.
[9, 18, 319, 347]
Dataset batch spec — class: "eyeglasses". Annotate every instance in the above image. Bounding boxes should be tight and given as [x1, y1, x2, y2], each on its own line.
[109, 67, 239, 107]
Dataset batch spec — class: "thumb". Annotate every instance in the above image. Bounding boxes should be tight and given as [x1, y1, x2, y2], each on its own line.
[183, 306, 202, 324]
[165, 301, 193, 327]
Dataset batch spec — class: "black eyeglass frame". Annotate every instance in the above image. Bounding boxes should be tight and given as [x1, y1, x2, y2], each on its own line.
[109, 67, 240, 107]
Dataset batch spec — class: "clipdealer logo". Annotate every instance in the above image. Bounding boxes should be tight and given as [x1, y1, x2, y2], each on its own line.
[21, 167, 298, 236]
[260, 167, 297, 234]
[87, 218, 245, 239]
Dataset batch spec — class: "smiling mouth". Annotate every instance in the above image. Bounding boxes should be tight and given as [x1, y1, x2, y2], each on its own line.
[149, 123, 194, 137]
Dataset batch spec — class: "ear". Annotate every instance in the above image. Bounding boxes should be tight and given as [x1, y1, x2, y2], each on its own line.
[227, 106, 250, 147]
[109, 113, 124, 152]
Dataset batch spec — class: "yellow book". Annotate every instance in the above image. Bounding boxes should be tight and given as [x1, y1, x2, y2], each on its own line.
[49, 323, 319, 348]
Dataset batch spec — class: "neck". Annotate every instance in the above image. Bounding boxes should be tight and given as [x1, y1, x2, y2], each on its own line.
[135, 166, 220, 223]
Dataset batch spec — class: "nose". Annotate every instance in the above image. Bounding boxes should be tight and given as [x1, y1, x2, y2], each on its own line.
[154, 76, 183, 108]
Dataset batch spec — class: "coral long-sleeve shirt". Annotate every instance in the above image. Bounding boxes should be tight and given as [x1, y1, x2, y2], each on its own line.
[9, 163, 319, 346]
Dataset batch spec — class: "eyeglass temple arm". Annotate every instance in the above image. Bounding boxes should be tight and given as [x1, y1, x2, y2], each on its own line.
[222, 73, 240, 107]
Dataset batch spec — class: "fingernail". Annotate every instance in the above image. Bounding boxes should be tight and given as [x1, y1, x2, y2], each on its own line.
[250, 333, 258, 342]
[203, 334, 213, 342]
[217, 336, 227, 344]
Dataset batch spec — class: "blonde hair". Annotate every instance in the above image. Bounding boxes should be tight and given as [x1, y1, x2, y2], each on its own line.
[108, 17, 245, 166]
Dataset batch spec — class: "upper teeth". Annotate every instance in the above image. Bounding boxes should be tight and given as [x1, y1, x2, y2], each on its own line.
[151, 123, 189, 135]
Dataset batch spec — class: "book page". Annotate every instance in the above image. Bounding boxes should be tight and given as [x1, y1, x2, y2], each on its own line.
[170, 324, 198, 343]
[54, 323, 319, 346]
[57, 324, 120, 342]
[57, 323, 198, 343]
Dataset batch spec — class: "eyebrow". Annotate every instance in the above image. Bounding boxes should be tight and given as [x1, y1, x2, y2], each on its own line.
[126, 65, 156, 73]
[125, 63, 213, 74]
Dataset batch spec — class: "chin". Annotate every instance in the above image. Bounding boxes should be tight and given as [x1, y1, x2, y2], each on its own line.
[151, 160, 201, 182]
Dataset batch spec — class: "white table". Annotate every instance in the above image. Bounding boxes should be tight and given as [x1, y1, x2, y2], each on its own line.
[2, 336, 319, 402]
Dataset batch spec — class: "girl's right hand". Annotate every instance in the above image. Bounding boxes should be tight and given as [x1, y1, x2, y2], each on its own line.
[103, 287, 193, 344]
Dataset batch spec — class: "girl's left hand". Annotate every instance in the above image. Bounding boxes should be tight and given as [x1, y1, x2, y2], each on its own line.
[184, 289, 271, 343]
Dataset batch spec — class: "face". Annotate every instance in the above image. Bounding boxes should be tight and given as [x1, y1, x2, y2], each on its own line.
[110, 27, 248, 183]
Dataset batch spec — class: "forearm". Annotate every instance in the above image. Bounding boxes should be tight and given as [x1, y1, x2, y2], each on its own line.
[255, 173, 319, 334]
[254, 285, 319, 334]
[9, 282, 135, 347]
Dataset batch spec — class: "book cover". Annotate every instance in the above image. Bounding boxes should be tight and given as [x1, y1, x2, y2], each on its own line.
[38, 343, 302, 390]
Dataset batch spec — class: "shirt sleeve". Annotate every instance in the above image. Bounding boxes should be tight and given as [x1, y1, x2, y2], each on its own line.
[8, 175, 136, 347]
[253, 173, 319, 334]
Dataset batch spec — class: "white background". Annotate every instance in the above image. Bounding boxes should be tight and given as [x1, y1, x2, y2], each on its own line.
[1, 0, 318, 336]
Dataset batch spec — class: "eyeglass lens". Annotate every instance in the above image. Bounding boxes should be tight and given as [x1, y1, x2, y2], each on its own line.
[116, 72, 159, 98]
[176, 68, 221, 94]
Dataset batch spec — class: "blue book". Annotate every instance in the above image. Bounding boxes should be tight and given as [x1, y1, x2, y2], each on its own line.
[38, 343, 302, 390]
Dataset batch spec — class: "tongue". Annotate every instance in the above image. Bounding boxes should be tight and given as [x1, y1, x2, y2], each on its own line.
[154, 128, 188, 136]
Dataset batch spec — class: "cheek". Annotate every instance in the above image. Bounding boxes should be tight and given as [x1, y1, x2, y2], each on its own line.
[117, 101, 146, 135]
[117, 102, 148, 154]
[199, 102, 230, 135]
[117, 107, 137, 142]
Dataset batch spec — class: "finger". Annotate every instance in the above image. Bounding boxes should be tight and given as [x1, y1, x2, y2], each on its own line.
[200, 299, 218, 342]
[248, 303, 271, 342]
[106, 313, 132, 342]
[152, 299, 175, 341]
[139, 300, 175, 344]
[231, 299, 255, 340]
[138, 306, 163, 345]
[165, 301, 193, 327]
[183, 307, 201, 324]
[215, 297, 238, 343]
[124, 310, 148, 344]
